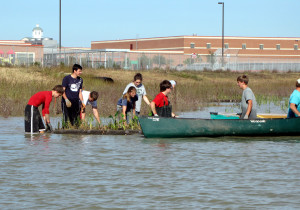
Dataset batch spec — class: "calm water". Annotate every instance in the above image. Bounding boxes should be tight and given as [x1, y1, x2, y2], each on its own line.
[1, 105, 300, 209]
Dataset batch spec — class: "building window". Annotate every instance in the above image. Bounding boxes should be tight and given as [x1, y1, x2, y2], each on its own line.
[294, 44, 298, 50]
[190, 43, 195, 49]
[242, 43, 246, 49]
[207, 43, 211, 49]
[276, 44, 280, 50]
[130, 44, 133, 50]
[259, 44, 264, 50]
[224, 43, 229, 49]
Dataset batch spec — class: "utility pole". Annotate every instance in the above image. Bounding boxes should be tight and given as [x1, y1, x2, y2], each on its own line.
[218, 2, 224, 68]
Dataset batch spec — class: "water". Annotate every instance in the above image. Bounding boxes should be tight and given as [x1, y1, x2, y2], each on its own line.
[1, 111, 300, 209]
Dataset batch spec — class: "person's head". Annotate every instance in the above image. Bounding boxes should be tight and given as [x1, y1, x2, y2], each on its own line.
[52, 85, 64, 98]
[123, 86, 136, 102]
[160, 80, 172, 92]
[89, 91, 99, 101]
[237, 75, 249, 89]
[72, 64, 83, 76]
[237, 75, 249, 85]
[169, 80, 177, 89]
[296, 79, 300, 88]
[133, 73, 143, 87]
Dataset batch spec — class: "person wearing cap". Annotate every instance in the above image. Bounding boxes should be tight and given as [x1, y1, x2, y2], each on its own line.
[169, 80, 176, 89]
[123, 73, 150, 116]
[151, 80, 176, 118]
[287, 79, 300, 118]
[81, 90, 101, 124]
[237, 75, 257, 120]
[169, 80, 177, 105]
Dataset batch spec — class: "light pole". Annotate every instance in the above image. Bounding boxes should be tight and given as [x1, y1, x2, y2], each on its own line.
[59, 0, 61, 62]
[218, 2, 224, 68]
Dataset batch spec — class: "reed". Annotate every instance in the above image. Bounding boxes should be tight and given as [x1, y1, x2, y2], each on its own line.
[0, 66, 298, 118]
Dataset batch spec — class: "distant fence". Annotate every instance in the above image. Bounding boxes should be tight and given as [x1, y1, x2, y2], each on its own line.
[1, 46, 300, 71]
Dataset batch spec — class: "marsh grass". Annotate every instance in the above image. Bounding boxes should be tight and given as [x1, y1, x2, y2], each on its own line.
[0, 66, 298, 118]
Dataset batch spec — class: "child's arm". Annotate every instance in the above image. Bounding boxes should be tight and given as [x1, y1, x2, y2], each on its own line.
[290, 103, 300, 116]
[150, 101, 158, 116]
[245, 100, 253, 118]
[143, 95, 151, 106]
[92, 108, 101, 124]
[122, 105, 127, 120]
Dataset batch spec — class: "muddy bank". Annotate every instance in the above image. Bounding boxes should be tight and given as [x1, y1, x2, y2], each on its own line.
[53, 129, 142, 135]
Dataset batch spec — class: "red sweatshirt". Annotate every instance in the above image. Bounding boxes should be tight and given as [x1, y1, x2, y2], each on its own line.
[28, 91, 52, 116]
[153, 92, 169, 107]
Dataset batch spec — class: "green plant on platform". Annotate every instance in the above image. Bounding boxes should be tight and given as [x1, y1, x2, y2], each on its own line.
[148, 110, 153, 116]
[78, 114, 95, 130]
[87, 114, 94, 130]
[61, 117, 78, 130]
[57, 121, 60, 130]
[128, 115, 140, 130]
[108, 111, 126, 130]
[108, 111, 119, 130]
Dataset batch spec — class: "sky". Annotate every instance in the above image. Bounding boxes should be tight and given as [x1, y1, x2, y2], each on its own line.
[2, 0, 300, 47]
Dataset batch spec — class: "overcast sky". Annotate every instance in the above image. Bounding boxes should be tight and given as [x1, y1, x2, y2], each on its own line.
[2, 0, 299, 47]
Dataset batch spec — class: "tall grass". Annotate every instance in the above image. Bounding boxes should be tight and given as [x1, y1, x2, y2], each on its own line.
[0, 66, 297, 118]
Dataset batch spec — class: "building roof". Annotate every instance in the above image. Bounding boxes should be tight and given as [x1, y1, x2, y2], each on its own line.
[32, 24, 43, 32]
[92, 35, 300, 44]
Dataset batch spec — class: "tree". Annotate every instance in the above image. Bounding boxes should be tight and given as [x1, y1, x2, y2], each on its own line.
[152, 55, 166, 68]
[139, 54, 152, 69]
[207, 51, 216, 68]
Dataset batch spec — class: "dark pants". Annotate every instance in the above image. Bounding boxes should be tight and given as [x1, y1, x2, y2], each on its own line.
[61, 98, 81, 126]
[24, 105, 45, 133]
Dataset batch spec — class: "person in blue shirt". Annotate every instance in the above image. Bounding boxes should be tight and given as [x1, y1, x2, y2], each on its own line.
[117, 86, 138, 124]
[61, 64, 83, 126]
[287, 78, 300, 118]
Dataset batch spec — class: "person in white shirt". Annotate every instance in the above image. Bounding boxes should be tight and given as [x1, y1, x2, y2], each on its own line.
[81, 90, 101, 124]
[123, 73, 150, 115]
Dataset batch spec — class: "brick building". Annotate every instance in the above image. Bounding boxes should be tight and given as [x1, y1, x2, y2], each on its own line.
[0, 40, 43, 65]
[91, 35, 300, 59]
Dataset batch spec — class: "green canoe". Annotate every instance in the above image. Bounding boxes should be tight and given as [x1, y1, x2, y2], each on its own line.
[138, 116, 300, 138]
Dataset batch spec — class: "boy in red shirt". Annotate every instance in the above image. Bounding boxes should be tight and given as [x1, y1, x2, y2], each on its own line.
[151, 80, 176, 117]
[24, 85, 64, 133]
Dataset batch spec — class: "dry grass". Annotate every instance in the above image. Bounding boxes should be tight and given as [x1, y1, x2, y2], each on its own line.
[0, 66, 298, 117]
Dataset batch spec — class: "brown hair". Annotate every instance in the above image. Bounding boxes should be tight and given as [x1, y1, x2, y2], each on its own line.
[123, 86, 136, 102]
[160, 80, 172, 92]
[90, 91, 99, 101]
[134, 73, 143, 81]
[52, 85, 64, 94]
[237, 75, 249, 85]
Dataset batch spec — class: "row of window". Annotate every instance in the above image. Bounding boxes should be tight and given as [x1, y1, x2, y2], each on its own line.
[190, 43, 299, 50]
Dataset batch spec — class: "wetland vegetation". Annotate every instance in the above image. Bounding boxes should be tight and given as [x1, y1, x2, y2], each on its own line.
[0, 66, 297, 126]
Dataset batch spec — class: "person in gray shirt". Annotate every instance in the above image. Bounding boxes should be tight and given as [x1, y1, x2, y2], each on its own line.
[123, 73, 150, 115]
[237, 75, 257, 119]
